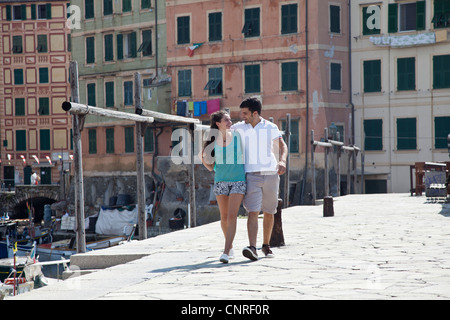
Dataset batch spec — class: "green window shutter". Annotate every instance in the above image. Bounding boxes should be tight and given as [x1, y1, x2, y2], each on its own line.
[87, 83, 96, 106]
[329, 5, 340, 33]
[105, 82, 115, 107]
[130, 32, 137, 58]
[125, 127, 134, 153]
[281, 62, 298, 91]
[31, 4, 36, 20]
[86, 36, 95, 64]
[397, 118, 417, 150]
[139, 30, 152, 56]
[37, 35, 48, 53]
[46, 3, 52, 19]
[39, 68, 49, 83]
[124, 81, 133, 105]
[144, 128, 154, 152]
[21, 4, 27, 20]
[362, 6, 381, 35]
[434, 116, 450, 149]
[281, 4, 298, 34]
[364, 119, 383, 151]
[245, 64, 260, 93]
[330, 62, 341, 91]
[416, 1, 426, 31]
[397, 57, 415, 91]
[104, 34, 113, 61]
[244, 7, 260, 37]
[6, 5, 12, 21]
[12, 36, 23, 54]
[106, 128, 115, 154]
[178, 70, 192, 97]
[177, 16, 190, 45]
[16, 130, 27, 151]
[104, 0, 113, 15]
[88, 129, 97, 154]
[208, 12, 222, 42]
[117, 34, 123, 60]
[40, 129, 51, 151]
[14, 69, 24, 85]
[38, 97, 50, 115]
[141, 0, 151, 10]
[388, 3, 398, 33]
[433, 54, 450, 89]
[363, 60, 381, 93]
[123, 0, 132, 12]
[15, 98, 25, 116]
[85, 0, 94, 19]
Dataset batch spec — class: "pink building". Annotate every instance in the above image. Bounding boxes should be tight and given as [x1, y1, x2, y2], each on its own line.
[167, 0, 352, 201]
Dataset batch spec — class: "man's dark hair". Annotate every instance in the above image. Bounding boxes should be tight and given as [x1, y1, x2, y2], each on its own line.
[239, 97, 262, 115]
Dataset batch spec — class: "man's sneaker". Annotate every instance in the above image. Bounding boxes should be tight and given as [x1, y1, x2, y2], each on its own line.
[242, 246, 258, 261]
[262, 244, 274, 258]
[220, 253, 229, 264]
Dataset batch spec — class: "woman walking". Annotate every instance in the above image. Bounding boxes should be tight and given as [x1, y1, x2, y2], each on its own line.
[199, 111, 246, 264]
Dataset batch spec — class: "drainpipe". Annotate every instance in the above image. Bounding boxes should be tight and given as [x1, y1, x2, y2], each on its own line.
[154, 0, 158, 78]
[349, 0, 354, 146]
[300, 0, 309, 205]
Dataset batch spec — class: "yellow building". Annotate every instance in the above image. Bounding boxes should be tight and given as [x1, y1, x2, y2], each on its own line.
[0, 1, 71, 188]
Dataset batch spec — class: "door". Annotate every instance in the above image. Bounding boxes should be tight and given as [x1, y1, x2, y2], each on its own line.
[3, 166, 15, 188]
[40, 167, 51, 185]
[24, 166, 32, 185]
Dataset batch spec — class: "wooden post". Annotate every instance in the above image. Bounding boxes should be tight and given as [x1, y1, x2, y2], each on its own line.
[188, 123, 196, 227]
[324, 128, 329, 197]
[270, 199, 285, 247]
[323, 196, 334, 217]
[69, 61, 86, 254]
[283, 114, 291, 208]
[134, 72, 147, 240]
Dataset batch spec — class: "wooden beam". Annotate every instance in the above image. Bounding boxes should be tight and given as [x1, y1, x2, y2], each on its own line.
[136, 107, 201, 124]
[62, 102, 154, 124]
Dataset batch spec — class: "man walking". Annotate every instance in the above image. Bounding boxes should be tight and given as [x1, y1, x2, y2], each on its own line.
[232, 97, 288, 260]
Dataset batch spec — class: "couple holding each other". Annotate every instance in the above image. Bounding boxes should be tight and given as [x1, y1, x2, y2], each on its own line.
[199, 97, 288, 264]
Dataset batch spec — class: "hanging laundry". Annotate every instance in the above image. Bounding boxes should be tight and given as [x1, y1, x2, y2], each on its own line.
[207, 99, 220, 114]
[200, 101, 207, 115]
[194, 101, 201, 116]
[188, 101, 194, 111]
[177, 101, 187, 116]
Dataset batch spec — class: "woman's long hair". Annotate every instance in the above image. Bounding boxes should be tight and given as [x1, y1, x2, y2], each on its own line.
[202, 111, 228, 162]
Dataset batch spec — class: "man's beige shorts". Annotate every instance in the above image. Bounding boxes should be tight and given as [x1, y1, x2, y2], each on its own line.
[243, 172, 280, 214]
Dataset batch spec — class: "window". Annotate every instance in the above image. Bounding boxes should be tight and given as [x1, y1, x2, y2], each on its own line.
[434, 116, 450, 149]
[397, 118, 417, 150]
[209, 12, 222, 42]
[15, 98, 25, 116]
[433, 54, 450, 89]
[104, 0, 113, 16]
[123, 0, 132, 13]
[86, 36, 95, 64]
[281, 119, 299, 153]
[13, 5, 26, 20]
[144, 128, 154, 152]
[124, 81, 133, 105]
[138, 30, 152, 56]
[397, 57, 415, 91]
[281, 4, 297, 34]
[39, 68, 49, 83]
[104, 34, 114, 61]
[106, 128, 115, 154]
[364, 119, 383, 151]
[141, 0, 151, 10]
[363, 60, 381, 93]
[245, 64, 260, 93]
[178, 70, 192, 97]
[204, 67, 223, 96]
[40, 129, 51, 151]
[14, 69, 24, 85]
[105, 81, 115, 107]
[242, 8, 260, 37]
[177, 16, 190, 45]
[38, 97, 50, 115]
[37, 4, 51, 19]
[388, 2, 425, 33]
[330, 62, 341, 91]
[120, 32, 137, 59]
[432, 0, 450, 29]
[281, 61, 298, 91]
[87, 83, 96, 106]
[330, 5, 341, 33]
[37, 35, 47, 53]
[362, 5, 381, 36]
[88, 129, 97, 154]
[85, 0, 94, 19]
[12, 36, 23, 54]
[16, 130, 27, 151]
[125, 127, 134, 153]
